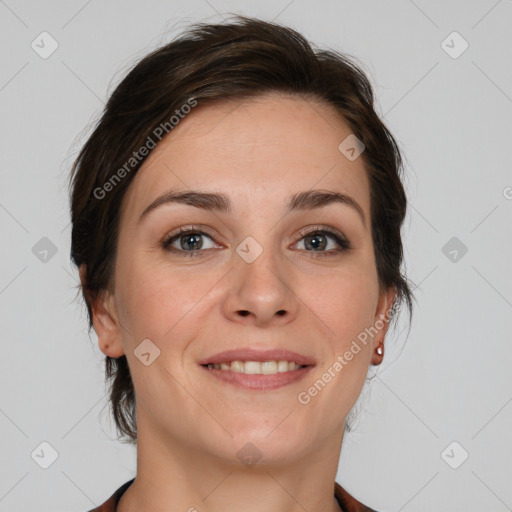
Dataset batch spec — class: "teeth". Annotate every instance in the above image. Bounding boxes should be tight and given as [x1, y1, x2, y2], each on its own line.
[206, 360, 303, 374]
[244, 361, 261, 374]
[277, 360, 289, 372]
[231, 361, 244, 373]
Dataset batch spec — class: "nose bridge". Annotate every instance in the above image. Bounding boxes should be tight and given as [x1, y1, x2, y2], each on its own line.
[235, 232, 282, 291]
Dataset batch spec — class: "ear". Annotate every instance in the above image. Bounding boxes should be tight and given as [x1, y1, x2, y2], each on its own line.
[370, 286, 396, 366]
[79, 264, 125, 358]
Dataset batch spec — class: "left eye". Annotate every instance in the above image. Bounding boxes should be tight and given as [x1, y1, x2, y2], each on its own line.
[294, 229, 350, 255]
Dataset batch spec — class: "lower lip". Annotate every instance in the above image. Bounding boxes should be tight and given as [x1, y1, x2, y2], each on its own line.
[200, 365, 314, 390]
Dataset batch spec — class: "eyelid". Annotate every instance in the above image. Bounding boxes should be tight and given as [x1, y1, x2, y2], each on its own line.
[163, 224, 218, 242]
[296, 224, 346, 239]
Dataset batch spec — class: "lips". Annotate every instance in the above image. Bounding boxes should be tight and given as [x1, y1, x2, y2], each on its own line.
[197, 348, 316, 367]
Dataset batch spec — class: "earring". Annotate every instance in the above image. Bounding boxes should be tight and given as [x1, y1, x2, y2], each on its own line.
[376, 343, 383, 356]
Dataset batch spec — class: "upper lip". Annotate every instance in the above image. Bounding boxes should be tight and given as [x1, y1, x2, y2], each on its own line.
[198, 348, 316, 366]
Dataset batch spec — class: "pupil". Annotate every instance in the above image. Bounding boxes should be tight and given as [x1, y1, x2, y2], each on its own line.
[183, 234, 201, 250]
[307, 234, 325, 250]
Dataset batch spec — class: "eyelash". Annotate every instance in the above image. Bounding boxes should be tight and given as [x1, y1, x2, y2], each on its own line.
[161, 225, 351, 258]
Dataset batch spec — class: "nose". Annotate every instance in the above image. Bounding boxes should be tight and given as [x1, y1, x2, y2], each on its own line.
[221, 242, 298, 327]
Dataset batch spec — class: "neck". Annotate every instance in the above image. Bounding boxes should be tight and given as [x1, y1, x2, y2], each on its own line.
[117, 414, 345, 512]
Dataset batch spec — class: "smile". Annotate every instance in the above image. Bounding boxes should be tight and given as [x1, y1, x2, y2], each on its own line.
[204, 360, 305, 374]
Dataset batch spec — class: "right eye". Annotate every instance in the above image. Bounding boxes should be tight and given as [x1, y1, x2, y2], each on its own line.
[161, 227, 220, 257]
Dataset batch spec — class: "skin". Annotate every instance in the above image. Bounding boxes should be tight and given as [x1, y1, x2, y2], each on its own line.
[82, 92, 395, 512]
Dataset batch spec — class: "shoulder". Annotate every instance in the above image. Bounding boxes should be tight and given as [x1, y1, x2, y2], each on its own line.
[334, 481, 379, 512]
[85, 478, 135, 512]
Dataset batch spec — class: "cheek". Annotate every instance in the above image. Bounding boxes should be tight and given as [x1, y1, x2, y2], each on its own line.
[114, 251, 220, 345]
[306, 267, 378, 345]
[114, 250, 180, 339]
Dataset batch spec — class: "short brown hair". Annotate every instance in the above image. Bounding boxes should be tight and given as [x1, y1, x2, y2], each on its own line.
[69, 14, 416, 444]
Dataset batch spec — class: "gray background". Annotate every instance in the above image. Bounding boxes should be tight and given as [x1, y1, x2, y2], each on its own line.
[1, 1, 511, 511]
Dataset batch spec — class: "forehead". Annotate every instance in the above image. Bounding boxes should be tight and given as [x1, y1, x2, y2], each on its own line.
[121, 93, 370, 220]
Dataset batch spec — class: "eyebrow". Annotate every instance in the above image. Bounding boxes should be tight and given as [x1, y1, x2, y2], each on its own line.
[138, 188, 366, 228]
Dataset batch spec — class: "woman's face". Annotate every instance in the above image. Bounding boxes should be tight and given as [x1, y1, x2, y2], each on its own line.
[94, 92, 394, 465]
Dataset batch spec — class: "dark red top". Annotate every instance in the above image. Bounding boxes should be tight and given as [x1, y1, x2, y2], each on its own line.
[86, 478, 377, 512]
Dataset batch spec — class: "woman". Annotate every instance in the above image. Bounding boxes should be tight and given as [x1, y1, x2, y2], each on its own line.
[69, 14, 414, 512]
